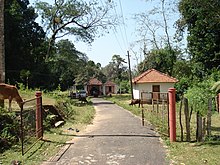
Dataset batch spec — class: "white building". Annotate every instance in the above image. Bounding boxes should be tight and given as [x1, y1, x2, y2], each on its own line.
[132, 69, 178, 101]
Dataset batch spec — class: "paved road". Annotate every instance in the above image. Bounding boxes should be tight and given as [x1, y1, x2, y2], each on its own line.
[42, 98, 167, 165]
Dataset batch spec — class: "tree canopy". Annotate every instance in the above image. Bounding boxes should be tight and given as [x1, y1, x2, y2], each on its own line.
[35, 0, 117, 57]
[177, 0, 220, 75]
[5, 0, 46, 85]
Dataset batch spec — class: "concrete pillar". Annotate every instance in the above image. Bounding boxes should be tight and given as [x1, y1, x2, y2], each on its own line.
[168, 88, 176, 142]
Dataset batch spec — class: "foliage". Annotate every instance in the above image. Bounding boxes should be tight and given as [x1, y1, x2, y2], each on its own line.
[172, 59, 193, 80]
[102, 55, 129, 93]
[74, 60, 107, 86]
[209, 70, 220, 93]
[137, 47, 180, 75]
[47, 39, 88, 89]
[35, 0, 117, 57]
[177, 0, 220, 74]
[5, 0, 46, 85]
[4, 0, 115, 91]
[0, 110, 20, 153]
[184, 79, 214, 116]
[120, 80, 130, 93]
[211, 81, 220, 93]
[103, 55, 128, 83]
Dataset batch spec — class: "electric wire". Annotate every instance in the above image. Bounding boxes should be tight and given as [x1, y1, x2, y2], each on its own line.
[112, 2, 126, 54]
[118, 0, 129, 50]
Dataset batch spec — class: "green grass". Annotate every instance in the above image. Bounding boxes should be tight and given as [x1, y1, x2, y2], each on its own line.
[0, 90, 95, 165]
[105, 94, 220, 165]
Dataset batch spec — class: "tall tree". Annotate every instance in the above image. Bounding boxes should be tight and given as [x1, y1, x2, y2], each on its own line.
[48, 39, 88, 89]
[0, 0, 4, 82]
[177, 0, 220, 76]
[135, 0, 179, 75]
[0, 0, 5, 108]
[103, 55, 127, 83]
[5, 0, 46, 85]
[75, 60, 106, 87]
[35, 0, 117, 57]
[137, 47, 180, 75]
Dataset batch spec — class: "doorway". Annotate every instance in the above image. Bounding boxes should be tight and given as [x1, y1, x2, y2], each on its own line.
[152, 85, 160, 101]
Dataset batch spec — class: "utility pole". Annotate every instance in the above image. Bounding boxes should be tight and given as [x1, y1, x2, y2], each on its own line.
[127, 51, 134, 99]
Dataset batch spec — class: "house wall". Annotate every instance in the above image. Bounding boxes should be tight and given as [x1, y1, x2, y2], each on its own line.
[133, 82, 175, 99]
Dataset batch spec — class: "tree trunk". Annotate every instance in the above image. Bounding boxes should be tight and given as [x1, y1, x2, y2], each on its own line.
[0, 0, 5, 108]
[0, 0, 5, 82]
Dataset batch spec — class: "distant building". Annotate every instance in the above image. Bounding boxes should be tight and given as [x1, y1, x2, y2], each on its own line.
[85, 78, 117, 96]
[132, 69, 178, 101]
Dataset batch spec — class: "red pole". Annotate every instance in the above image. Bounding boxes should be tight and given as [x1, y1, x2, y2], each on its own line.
[218, 93, 220, 113]
[35, 91, 43, 139]
[168, 88, 176, 142]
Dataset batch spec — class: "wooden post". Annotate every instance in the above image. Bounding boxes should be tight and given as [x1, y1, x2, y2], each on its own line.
[184, 98, 191, 142]
[179, 97, 183, 142]
[196, 111, 203, 142]
[207, 98, 212, 136]
[35, 91, 43, 139]
[168, 88, 176, 142]
[141, 108, 144, 126]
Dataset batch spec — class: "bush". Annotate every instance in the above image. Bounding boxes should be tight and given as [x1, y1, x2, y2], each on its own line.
[0, 110, 20, 153]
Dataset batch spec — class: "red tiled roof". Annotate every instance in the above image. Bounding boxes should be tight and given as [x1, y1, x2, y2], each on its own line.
[105, 81, 116, 86]
[88, 78, 102, 85]
[133, 69, 178, 83]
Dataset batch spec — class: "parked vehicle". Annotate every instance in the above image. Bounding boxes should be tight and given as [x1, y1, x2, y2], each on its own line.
[76, 90, 87, 98]
[69, 89, 87, 99]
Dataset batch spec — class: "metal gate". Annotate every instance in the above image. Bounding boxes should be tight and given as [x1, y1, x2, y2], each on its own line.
[20, 92, 43, 155]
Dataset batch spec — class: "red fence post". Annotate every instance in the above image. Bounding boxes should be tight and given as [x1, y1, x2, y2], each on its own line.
[168, 88, 176, 142]
[35, 91, 43, 139]
[218, 93, 220, 113]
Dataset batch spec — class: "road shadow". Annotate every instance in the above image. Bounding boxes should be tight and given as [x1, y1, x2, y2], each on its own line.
[92, 101, 114, 106]
[58, 133, 159, 138]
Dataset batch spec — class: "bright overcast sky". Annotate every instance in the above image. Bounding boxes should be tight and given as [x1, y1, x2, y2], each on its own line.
[29, 0, 178, 68]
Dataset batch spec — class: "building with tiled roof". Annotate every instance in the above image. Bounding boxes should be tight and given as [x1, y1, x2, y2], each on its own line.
[86, 78, 117, 96]
[132, 69, 178, 101]
[133, 69, 178, 83]
[88, 78, 102, 85]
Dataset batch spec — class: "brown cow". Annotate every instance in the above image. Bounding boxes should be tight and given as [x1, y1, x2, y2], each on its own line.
[129, 99, 141, 108]
[0, 83, 23, 112]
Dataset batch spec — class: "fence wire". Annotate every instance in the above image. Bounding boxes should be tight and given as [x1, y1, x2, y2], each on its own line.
[20, 96, 42, 155]
[140, 92, 169, 136]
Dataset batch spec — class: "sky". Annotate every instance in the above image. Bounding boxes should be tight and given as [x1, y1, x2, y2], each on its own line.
[29, 0, 178, 69]
[74, 0, 149, 68]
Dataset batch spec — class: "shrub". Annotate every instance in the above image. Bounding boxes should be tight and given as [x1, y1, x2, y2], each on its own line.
[0, 110, 20, 153]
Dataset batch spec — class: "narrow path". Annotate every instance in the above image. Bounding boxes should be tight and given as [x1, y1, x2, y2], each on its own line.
[42, 98, 167, 165]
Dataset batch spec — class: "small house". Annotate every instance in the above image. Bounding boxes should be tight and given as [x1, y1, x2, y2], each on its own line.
[86, 78, 117, 96]
[132, 69, 178, 101]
